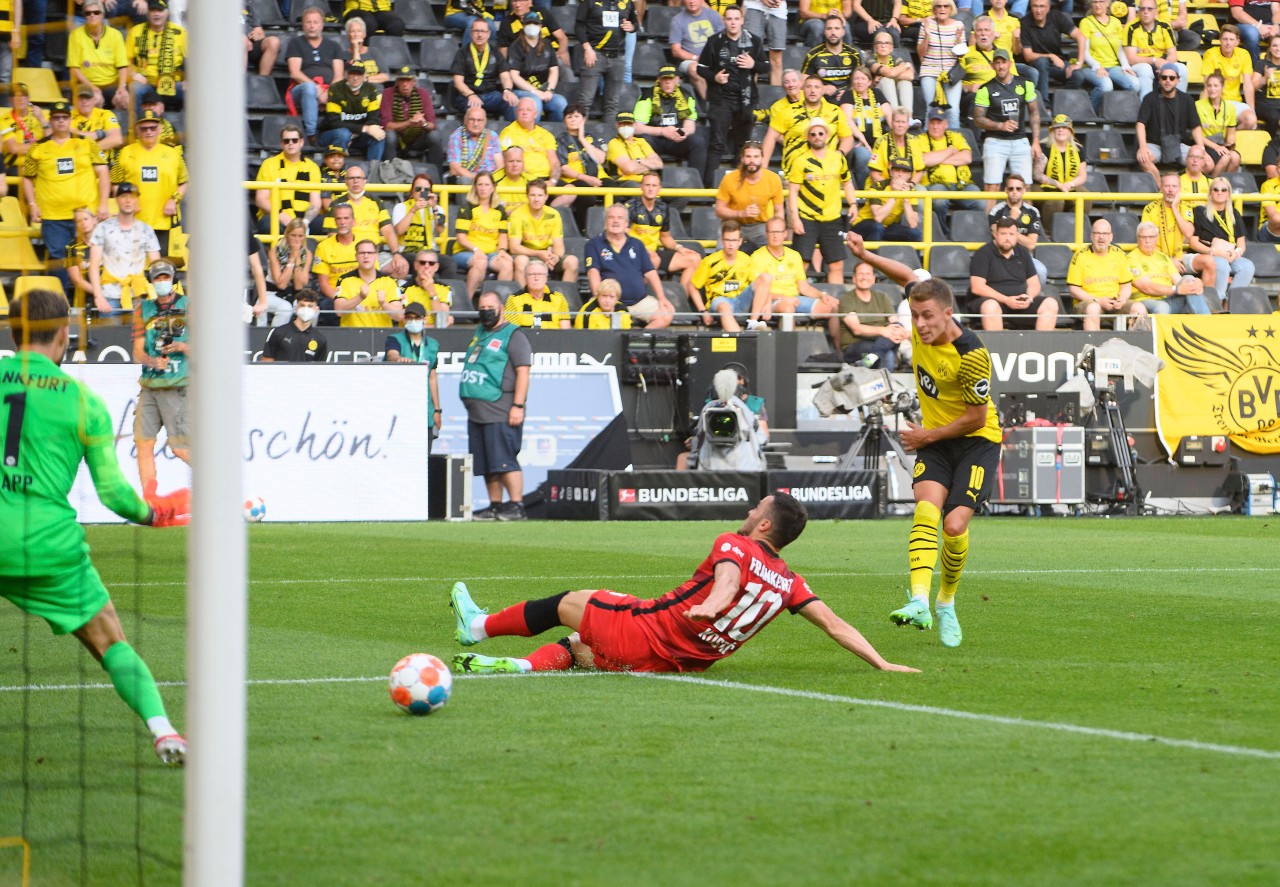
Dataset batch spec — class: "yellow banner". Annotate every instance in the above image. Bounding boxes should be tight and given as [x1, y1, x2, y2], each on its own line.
[1154, 315, 1280, 455]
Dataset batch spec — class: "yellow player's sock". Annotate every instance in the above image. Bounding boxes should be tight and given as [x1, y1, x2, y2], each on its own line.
[908, 501, 942, 600]
[937, 529, 969, 607]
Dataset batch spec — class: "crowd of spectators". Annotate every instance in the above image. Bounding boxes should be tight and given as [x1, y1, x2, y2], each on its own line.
[6, 0, 1280, 346]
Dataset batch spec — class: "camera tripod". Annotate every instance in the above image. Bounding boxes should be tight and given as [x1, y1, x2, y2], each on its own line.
[1080, 351, 1144, 515]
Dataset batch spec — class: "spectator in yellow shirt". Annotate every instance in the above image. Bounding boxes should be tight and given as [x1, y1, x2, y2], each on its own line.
[1066, 218, 1143, 331]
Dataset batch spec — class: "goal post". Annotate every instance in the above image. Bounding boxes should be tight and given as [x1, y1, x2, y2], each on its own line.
[184, 3, 248, 885]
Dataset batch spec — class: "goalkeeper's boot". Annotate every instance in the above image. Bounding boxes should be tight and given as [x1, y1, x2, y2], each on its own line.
[154, 734, 186, 767]
[936, 603, 962, 648]
[450, 582, 488, 647]
[889, 595, 933, 631]
[452, 653, 522, 675]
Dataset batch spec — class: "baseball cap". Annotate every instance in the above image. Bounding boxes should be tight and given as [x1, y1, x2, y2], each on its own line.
[1159, 62, 1180, 75]
[890, 159, 913, 171]
[324, 144, 347, 156]
[116, 182, 139, 195]
[135, 110, 163, 127]
[403, 301, 428, 318]
[615, 111, 635, 123]
[347, 61, 366, 74]
[522, 11, 542, 24]
[147, 0, 167, 9]
[657, 65, 678, 79]
[992, 48, 1011, 62]
[148, 260, 176, 280]
[47, 101, 71, 116]
[75, 86, 96, 99]
[393, 65, 416, 79]
[926, 108, 948, 123]
[806, 117, 829, 132]
[11, 83, 27, 97]
[1051, 113, 1074, 130]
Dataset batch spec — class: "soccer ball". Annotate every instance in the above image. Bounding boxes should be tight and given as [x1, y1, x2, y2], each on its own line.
[389, 653, 453, 715]
[243, 497, 267, 522]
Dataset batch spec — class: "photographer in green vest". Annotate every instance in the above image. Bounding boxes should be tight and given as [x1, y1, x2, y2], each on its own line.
[461, 290, 531, 521]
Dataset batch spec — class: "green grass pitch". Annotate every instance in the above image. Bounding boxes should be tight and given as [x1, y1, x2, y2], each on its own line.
[2, 517, 1278, 886]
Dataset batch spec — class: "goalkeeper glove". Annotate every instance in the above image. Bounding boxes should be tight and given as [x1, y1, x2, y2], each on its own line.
[146, 488, 191, 528]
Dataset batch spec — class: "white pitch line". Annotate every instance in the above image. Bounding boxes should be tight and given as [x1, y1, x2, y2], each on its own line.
[3, 671, 1276, 761]
[64, 563, 1280, 590]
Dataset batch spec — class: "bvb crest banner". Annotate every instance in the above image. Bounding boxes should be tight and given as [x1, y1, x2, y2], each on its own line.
[1154, 316, 1280, 455]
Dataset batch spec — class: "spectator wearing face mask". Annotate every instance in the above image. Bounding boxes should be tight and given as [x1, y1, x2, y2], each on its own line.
[261, 287, 330, 362]
[384, 301, 443, 441]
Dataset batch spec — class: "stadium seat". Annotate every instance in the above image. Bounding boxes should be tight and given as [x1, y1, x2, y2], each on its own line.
[419, 37, 459, 74]
[878, 244, 921, 271]
[247, 74, 285, 112]
[369, 36, 413, 72]
[1246, 244, 1280, 281]
[926, 244, 972, 284]
[1100, 91, 1140, 125]
[1050, 211, 1082, 244]
[1082, 169, 1110, 195]
[259, 115, 302, 151]
[661, 166, 704, 193]
[948, 210, 989, 243]
[756, 85, 785, 109]
[661, 280, 693, 314]
[1178, 50, 1202, 85]
[12, 275, 65, 301]
[13, 67, 61, 103]
[563, 236, 589, 264]
[554, 206, 581, 238]
[1035, 244, 1072, 290]
[547, 280, 582, 312]
[643, 5, 677, 36]
[585, 205, 605, 234]
[688, 206, 721, 241]
[1227, 286, 1274, 314]
[1084, 130, 1135, 166]
[0, 233, 47, 272]
[249, 0, 286, 27]
[1116, 171, 1158, 197]
[486, 280, 521, 302]
[1224, 171, 1258, 195]
[399, 2, 442, 33]
[1053, 89, 1102, 125]
[630, 44, 669, 82]
[782, 45, 805, 72]
[1099, 212, 1139, 244]
[0, 196, 38, 237]
[617, 82, 641, 113]
[1237, 129, 1271, 167]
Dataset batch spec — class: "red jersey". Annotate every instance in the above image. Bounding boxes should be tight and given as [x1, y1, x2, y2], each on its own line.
[593, 533, 819, 672]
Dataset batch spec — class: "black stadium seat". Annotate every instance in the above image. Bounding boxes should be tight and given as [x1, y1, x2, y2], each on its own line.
[1101, 91, 1140, 125]
[1116, 171, 1158, 196]
[629, 44, 669, 82]
[1227, 286, 1274, 314]
[1099, 212, 1139, 243]
[927, 244, 971, 284]
[369, 35, 413, 72]
[419, 37, 459, 74]
[1053, 89, 1102, 126]
[1085, 130, 1135, 166]
[400, 2, 442, 33]
[246, 74, 285, 112]
[949, 210, 990, 243]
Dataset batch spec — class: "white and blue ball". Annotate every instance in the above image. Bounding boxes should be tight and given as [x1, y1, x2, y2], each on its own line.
[243, 497, 267, 522]
[389, 653, 453, 715]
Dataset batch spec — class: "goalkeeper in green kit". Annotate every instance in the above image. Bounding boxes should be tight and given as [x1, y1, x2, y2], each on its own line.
[1, 289, 190, 766]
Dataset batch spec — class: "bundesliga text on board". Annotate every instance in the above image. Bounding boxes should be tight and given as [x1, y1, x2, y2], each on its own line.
[617, 487, 751, 504]
[774, 484, 874, 503]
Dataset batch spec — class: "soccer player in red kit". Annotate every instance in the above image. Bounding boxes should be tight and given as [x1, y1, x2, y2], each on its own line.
[450, 493, 919, 675]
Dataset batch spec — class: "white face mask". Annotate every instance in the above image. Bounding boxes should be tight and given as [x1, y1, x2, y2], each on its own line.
[618, 126, 635, 139]
[153, 280, 173, 297]
[404, 319, 425, 334]
[524, 24, 540, 38]
[294, 306, 317, 324]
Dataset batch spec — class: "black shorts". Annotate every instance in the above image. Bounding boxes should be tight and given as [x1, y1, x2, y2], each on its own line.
[657, 246, 676, 270]
[792, 217, 847, 265]
[912, 435, 1000, 512]
[468, 419, 523, 476]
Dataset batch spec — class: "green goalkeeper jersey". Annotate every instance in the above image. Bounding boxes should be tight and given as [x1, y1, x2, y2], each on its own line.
[0, 352, 150, 575]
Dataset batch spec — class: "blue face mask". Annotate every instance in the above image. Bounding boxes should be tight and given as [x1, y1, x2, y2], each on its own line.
[404, 319, 425, 334]
[153, 280, 173, 297]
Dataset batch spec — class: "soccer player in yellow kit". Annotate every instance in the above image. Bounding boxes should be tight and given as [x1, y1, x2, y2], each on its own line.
[891, 278, 1001, 648]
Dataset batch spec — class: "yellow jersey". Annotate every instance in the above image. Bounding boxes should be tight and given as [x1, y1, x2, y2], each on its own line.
[1140, 199, 1194, 257]
[498, 122, 558, 181]
[492, 169, 533, 214]
[453, 203, 508, 255]
[111, 141, 188, 231]
[127, 23, 188, 87]
[1260, 178, 1280, 233]
[1126, 247, 1176, 301]
[402, 281, 454, 326]
[506, 204, 563, 251]
[505, 288, 572, 327]
[1202, 47, 1253, 104]
[327, 194, 391, 244]
[68, 24, 130, 89]
[788, 147, 850, 222]
[750, 246, 807, 298]
[987, 9, 1020, 53]
[911, 324, 1001, 443]
[22, 136, 107, 220]
[255, 153, 323, 221]
[690, 249, 755, 305]
[778, 100, 851, 177]
[574, 297, 633, 329]
[1066, 245, 1133, 302]
[337, 273, 402, 327]
[604, 136, 655, 183]
[312, 235, 358, 280]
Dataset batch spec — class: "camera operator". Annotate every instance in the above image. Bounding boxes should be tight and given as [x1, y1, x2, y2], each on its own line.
[678, 366, 769, 470]
[131, 261, 190, 498]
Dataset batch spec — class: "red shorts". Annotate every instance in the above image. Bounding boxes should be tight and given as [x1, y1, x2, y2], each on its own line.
[578, 591, 684, 673]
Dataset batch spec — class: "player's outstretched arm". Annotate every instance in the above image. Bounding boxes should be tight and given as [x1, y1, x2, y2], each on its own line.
[800, 600, 920, 672]
[81, 390, 189, 527]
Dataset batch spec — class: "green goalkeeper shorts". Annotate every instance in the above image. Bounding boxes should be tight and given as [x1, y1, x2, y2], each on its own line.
[0, 560, 111, 635]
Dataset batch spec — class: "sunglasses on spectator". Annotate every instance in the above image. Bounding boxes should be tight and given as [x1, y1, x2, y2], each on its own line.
[1211, 186, 1230, 192]
[84, 8, 103, 14]
[1159, 75, 1178, 81]
[416, 259, 438, 266]
[282, 136, 302, 144]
